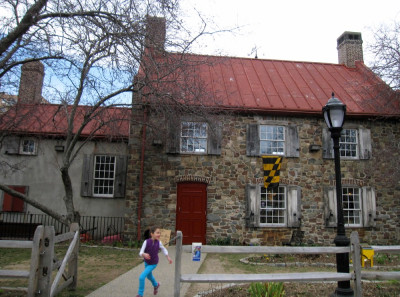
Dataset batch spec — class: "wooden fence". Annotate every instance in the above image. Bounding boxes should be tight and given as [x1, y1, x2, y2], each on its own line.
[0, 224, 79, 297]
[174, 231, 400, 297]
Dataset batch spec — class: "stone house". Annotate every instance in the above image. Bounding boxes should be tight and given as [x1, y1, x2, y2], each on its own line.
[0, 62, 130, 224]
[125, 18, 400, 246]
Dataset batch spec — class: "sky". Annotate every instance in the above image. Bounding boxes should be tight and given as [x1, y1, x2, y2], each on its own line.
[179, 0, 400, 66]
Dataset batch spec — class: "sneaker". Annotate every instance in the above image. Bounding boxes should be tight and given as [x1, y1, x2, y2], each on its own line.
[154, 283, 160, 295]
[136, 295, 142, 297]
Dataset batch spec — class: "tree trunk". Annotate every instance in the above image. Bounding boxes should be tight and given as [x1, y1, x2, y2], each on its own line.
[61, 166, 79, 223]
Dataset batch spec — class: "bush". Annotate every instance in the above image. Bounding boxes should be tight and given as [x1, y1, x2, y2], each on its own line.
[248, 282, 285, 297]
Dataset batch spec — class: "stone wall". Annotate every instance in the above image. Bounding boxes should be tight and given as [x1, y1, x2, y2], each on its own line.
[125, 112, 400, 245]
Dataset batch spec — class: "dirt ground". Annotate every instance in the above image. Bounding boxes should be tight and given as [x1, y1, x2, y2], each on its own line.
[184, 253, 400, 297]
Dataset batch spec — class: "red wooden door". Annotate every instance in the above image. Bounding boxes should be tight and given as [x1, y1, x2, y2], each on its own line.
[176, 182, 207, 244]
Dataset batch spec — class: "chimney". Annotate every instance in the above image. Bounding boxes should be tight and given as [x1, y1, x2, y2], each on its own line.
[18, 61, 44, 103]
[337, 32, 363, 67]
[145, 16, 166, 53]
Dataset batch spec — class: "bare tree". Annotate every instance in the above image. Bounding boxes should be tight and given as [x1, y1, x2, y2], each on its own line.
[0, 0, 224, 224]
[367, 21, 400, 91]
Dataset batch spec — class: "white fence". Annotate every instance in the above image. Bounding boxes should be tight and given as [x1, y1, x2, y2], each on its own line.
[0, 224, 79, 297]
[173, 231, 400, 297]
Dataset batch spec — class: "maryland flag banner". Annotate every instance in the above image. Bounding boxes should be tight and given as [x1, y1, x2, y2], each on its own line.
[262, 156, 283, 189]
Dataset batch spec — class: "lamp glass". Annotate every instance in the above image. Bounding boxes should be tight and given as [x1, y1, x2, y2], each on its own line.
[322, 94, 346, 130]
[329, 108, 345, 128]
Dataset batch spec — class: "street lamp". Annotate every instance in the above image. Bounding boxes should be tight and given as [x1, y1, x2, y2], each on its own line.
[323, 93, 354, 297]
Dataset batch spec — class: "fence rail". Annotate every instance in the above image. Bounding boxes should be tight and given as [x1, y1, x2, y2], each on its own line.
[174, 231, 400, 297]
[0, 212, 124, 241]
[0, 224, 79, 296]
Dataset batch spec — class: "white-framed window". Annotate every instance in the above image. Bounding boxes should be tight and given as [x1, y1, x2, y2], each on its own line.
[324, 185, 376, 228]
[323, 127, 371, 160]
[19, 138, 37, 155]
[246, 184, 301, 228]
[342, 187, 362, 227]
[260, 186, 286, 226]
[260, 125, 285, 155]
[246, 124, 299, 157]
[81, 155, 127, 198]
[93, 155, 116, 198]
[340, 129, 358, 159]
[180, 121, 208, 153]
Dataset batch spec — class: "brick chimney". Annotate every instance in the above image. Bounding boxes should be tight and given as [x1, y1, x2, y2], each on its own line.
[337, 32, 363, 67]
[18, 61, 44, 103]
[145, 16, 166, 53]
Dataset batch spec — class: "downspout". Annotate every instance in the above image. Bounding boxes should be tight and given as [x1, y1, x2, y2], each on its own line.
[137, 107, 148, 242]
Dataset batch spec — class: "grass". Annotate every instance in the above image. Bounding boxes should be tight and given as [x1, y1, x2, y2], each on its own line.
[216, 253, 337, 274]
[0, 244, 142, 297]
[193, 253, 400, 297]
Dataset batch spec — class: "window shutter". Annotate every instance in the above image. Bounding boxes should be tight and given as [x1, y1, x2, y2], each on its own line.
[246, 124, 259, 156]
[324, 186, 337, 227]
[114, 155, 128, 198]
[81, 154, 93, 197]
[2, 186, 26, 212]
[207, 122, 222, 155]
[287, 186, 301, 227]
[362, 186, 376, 227]
[322, 128, 333, 159]
[245, 184, 259, 227]
[166, 118, 181, 154]
[359, 128, 372, 160]
[2, 192, 13, 211]
[286, 126, 299, 157]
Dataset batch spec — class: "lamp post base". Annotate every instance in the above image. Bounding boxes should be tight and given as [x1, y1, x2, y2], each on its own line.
[330, 287, 354, 297]
[332, 234, 354, 297]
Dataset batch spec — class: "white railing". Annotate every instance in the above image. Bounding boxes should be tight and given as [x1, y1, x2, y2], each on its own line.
[174, 231, 400, 297]
[0, 224, 79, 297]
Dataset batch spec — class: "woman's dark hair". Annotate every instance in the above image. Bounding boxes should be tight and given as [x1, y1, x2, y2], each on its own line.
[143, 227, 159, 240]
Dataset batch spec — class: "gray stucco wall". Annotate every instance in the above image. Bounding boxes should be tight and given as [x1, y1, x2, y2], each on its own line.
[0, 138, 127, 217]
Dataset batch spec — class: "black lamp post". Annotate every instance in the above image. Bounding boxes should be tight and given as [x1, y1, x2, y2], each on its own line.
[323, 93, 354, 297]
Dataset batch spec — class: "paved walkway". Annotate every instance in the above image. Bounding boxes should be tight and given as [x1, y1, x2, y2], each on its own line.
[86, 246, 206, 297]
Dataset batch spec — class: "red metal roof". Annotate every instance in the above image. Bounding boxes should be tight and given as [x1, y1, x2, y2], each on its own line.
[141, 53, 399, 118]
[0, 104, 131, 139]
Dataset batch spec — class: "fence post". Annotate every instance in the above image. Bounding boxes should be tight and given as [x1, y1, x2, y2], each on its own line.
[36, 226, 55, 297]
[350, 231, 362, 297]
[174, 231, 183, 297]
[27, 225, 44, 297]
[92, 216, 96, 240]
[69, 223, 80, 290]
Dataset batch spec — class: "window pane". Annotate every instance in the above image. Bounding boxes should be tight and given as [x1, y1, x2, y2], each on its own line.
[20, 139, 36, 154]
[342, 187, 361, 226]
[93, 155, 116, 197]
[259, 186, 286, 226]
[340, 129, 358, 158]
[180, 122, 208, 153]
[260, 125, 285, 155]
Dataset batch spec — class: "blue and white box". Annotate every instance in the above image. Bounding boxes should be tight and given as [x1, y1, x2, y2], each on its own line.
[192, 242, 202, 261]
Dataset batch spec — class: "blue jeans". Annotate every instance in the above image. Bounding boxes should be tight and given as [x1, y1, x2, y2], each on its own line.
[138, 262, 158, 296]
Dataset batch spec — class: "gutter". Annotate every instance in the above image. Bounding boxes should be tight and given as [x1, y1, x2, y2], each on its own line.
[137, 107, 147, 242]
